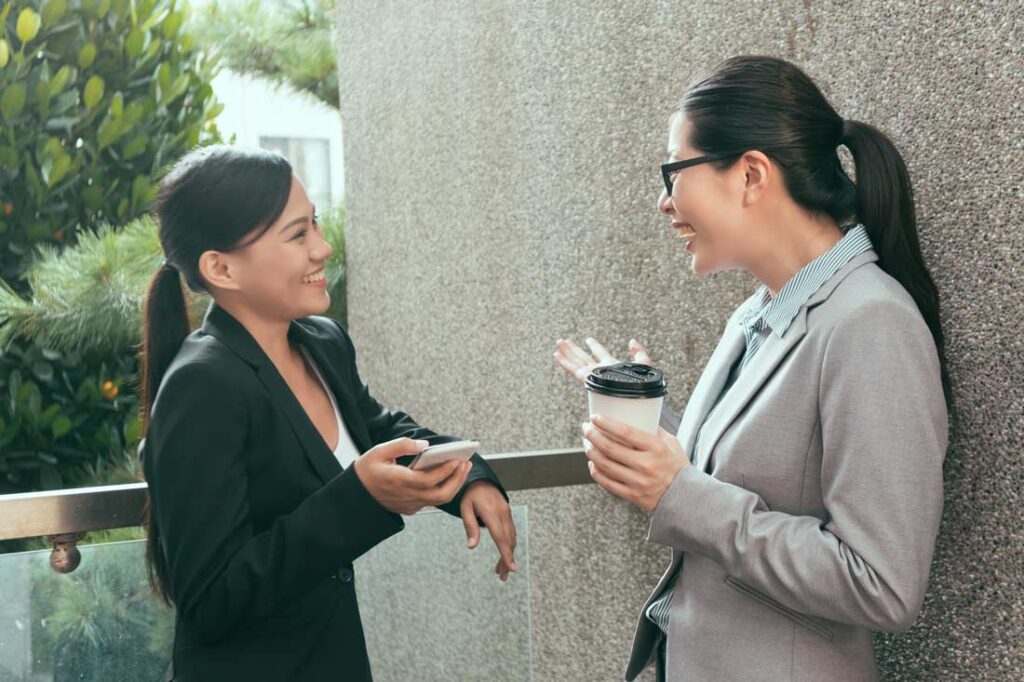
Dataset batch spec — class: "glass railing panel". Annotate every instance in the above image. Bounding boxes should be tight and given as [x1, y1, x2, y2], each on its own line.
[0, 504, 530, 681]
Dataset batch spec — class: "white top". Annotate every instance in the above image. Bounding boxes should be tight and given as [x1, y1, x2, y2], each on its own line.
[300, 347, 361, 470]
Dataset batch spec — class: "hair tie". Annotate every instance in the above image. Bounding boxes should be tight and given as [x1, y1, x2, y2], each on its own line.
[162, 260, 178, 274]
[839, 118, 852, 143]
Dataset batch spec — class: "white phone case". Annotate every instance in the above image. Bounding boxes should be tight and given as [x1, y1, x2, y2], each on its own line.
[409, 440, 480, 471]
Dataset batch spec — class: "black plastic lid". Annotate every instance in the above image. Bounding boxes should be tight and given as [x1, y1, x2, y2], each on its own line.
[585, 362, 667, 399]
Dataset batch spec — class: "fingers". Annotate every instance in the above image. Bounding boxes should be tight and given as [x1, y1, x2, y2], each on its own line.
[422, 458, 469, 488]
[431, 460, 472, 504]
[629, 338, 653, 365]
[554, 348, 588, 383]
[588, 459, 633, 501]
[589, 414, 654, 450]
[492, 521, 517, 575]
[583, 420, 647, 468]
[461, 496, 481, 549]
[582, 435, 643, 487]
[368, 437, 429, 462]
[584, 337, 616, 365]
[557, 338, 591, 365]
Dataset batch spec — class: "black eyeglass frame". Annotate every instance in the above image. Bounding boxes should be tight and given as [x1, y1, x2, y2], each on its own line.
[661, 151, 744, 195]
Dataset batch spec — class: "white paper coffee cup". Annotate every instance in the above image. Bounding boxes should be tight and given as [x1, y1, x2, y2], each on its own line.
[585, 363, 668, 435]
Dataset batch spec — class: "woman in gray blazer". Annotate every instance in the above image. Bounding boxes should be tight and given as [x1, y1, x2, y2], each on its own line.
[555, 56, 950, 681]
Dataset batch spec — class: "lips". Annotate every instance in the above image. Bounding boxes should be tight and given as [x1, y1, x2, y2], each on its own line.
[301, 269, 326, 284]
[672, 222, 696, 238]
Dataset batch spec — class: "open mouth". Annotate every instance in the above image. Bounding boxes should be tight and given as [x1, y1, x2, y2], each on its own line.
[301, 269, 326, 284]
[672, 222, 696, 238]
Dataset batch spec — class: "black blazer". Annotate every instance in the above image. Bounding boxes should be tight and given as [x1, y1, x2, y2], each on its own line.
[142, 303, 506, 681]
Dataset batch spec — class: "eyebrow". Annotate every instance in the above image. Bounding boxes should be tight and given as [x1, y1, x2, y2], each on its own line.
[278, 206, 317, 234]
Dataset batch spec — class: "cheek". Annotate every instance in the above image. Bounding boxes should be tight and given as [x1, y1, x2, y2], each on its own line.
[689, 182, 739, 231]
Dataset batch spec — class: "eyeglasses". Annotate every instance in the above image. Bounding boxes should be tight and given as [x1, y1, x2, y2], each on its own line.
[661, 152, 743, 195]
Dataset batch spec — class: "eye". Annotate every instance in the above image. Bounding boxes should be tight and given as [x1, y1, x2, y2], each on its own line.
[291, 228, 308, 241]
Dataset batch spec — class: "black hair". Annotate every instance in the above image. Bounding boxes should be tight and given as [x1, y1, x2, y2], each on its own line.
[681, 55, 952, 409]
[140, 144, 293, 604]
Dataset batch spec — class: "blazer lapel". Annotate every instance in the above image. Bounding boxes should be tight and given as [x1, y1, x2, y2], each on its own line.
[693, 312, 807, 473]
[291, 321, 374, 454]
[201, 304, 342, 484]
[676, 320, 746, 462]
[691, 250, 880, 474]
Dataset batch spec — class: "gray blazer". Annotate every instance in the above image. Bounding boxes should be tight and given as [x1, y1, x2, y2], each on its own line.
[625, 251, 948, 681]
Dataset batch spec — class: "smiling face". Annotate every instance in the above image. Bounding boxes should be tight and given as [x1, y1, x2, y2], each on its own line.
[657, 112, 753, 276]
[203, 174, 334, 323]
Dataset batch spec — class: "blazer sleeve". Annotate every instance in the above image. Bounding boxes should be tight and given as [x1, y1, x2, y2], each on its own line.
[646, 300, 948, 632]
[330, 319, 509, 516]
[144, 361, 405, 644]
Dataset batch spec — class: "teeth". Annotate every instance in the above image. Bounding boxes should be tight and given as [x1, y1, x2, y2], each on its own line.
[302, 270, 325, 284]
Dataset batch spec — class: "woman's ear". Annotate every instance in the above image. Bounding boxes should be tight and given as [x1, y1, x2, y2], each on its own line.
[197, 250, 241, 292]
[739, 150, 773, 207]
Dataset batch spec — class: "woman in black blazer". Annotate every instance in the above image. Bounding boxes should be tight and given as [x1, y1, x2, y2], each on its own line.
[139, 145, 516, 680]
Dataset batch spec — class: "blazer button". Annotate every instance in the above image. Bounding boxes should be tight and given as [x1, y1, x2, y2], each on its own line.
[338, 568, 353, 583]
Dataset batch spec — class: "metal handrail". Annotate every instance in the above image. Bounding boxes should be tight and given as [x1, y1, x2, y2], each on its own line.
[0, 448, 589, 543]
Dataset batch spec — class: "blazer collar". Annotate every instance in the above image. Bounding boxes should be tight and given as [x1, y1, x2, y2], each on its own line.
[200, 303, 366, 482]
[680, 250, 879, 473]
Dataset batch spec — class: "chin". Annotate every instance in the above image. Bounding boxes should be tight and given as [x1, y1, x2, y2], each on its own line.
[293, 292, 332, 319]
[311, 293, 332, 316]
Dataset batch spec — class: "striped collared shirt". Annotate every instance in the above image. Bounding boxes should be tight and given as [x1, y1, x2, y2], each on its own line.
[644, 224, 873, 636]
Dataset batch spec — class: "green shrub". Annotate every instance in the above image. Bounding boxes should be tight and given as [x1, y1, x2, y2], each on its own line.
[0, 0, 223, 283]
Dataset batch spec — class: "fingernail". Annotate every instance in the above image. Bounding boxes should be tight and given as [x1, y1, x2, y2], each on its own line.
[416, 440, 429, 449]
[591, 414, 603, 424]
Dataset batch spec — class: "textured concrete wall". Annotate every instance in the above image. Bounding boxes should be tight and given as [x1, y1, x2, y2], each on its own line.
[336, 2, 1023, 679]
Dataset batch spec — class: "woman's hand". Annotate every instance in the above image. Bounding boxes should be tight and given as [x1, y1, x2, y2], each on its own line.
[581, 415, 689, 513]
[354, 438, 472, 516]
[554, 337, 654, 383]
[460, 481, 518, 582]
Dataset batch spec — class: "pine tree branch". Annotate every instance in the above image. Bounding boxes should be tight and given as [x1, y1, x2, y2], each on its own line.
[190, 0, 340, 109]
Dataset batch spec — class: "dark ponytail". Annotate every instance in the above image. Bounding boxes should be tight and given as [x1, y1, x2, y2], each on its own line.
[839, 119, 951, 408]
[140, 263, 190, 430]
[681, 56, 952, 410]
[141, 263, 189, 605]
[141, 144, 293, 604]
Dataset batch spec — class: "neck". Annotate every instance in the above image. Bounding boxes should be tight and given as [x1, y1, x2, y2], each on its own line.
[744, 211, 845, 297]
[216, 299, 298, 368]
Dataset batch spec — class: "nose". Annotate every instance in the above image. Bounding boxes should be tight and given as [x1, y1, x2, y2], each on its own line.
[313, 231, 333, 261]
[657, 187, 674, 216]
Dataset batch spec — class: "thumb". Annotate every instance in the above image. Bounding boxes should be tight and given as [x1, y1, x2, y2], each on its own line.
[461, 498, 481, 549]
[368, 437, 429, 462]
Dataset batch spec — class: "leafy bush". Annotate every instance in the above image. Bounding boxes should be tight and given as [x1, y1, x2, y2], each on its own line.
[0, 0, 223, 284]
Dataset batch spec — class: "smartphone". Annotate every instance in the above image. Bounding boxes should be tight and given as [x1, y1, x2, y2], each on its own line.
[409, 440, 480, 471]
